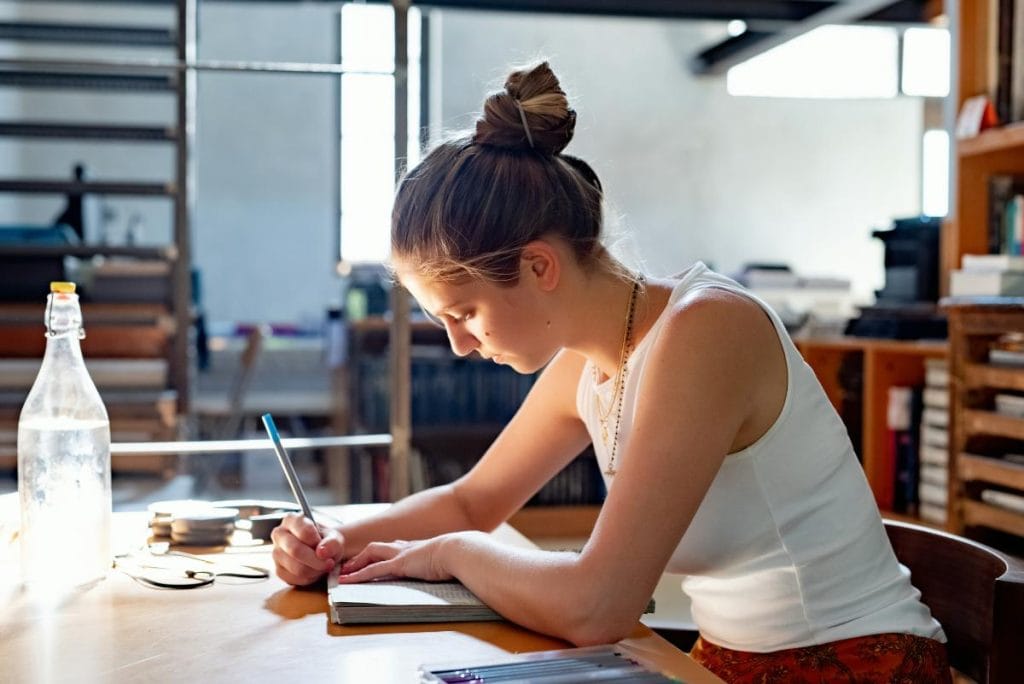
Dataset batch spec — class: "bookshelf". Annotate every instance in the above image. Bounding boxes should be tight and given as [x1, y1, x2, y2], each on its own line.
[939, 0, 1024, 548]
[0, 298, 179, 475]
[0, 0, 193, 475]
[945, 2, 1024, 281]
[943, 300, 1024, 546]
[796, 337, 948, 519]
[343, 317, 606, 524]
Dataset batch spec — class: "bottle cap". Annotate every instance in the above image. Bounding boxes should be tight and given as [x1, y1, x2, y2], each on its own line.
[50, 282, 76, 294]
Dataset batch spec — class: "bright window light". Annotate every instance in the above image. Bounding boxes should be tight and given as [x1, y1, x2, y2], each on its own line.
[341, 4, 394, 73]
[922, 129, 949, 217]
[339, 4, 422, 264]
[901, 27, 950, 97]
[727, 25, 899, 98]
[727, 20, 747, 37]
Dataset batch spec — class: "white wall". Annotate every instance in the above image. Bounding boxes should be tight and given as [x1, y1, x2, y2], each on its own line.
[194, 3, 339, 327]
[435, 11, 925, 302]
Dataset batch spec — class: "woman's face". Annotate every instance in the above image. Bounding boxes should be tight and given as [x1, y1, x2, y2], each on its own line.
[397, 262, 558, 374]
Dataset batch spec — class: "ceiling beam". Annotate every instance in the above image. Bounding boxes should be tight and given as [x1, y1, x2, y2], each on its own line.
[364, 0, 831, 22]
[689, 0, 922, 75]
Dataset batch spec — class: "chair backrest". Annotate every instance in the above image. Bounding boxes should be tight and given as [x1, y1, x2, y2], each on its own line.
[218, 325, 264, 440]
[884, 519, 1024, 684]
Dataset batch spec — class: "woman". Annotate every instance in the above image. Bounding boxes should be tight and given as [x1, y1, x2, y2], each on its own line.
[272, 62, 950, 682]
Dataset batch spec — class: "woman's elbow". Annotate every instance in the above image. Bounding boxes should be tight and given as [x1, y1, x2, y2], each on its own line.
[561, 610, 636, 647]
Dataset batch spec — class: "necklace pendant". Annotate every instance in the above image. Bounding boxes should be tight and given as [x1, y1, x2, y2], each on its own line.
[600, 423, 609, 446]
[603, 465, 616, 476]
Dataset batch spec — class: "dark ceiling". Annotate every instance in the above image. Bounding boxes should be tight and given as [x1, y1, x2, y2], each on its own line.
[374, 0, 940, 74]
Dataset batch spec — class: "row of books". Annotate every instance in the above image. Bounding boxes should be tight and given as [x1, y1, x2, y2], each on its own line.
[983, 175, 1024, 258]
[424, 450, 606, 507]
[883, 359, 949, 524]
[349, 444, 605, 507]
[354, 354, 538, 431]
[991, 0, 1024, 126]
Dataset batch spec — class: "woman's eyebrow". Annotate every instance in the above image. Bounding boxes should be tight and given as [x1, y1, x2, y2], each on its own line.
[434, 299, 468, 315]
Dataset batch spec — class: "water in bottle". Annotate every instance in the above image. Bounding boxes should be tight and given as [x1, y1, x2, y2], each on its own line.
[18, 281, 112, 592]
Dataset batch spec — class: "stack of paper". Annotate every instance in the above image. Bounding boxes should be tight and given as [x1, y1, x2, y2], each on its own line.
[327, 569, 501, 625]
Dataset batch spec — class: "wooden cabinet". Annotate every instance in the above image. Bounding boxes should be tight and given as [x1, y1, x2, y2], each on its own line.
[933, 2, 1024, 548]
[0, 285, 180, 476]
[943, 300, 1024, 542]
[0, 1, 193, 476]
[796, 337, 948, 517]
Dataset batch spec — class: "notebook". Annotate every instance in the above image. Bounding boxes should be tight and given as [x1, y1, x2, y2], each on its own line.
[327, 566, 502, 624]
[419, 644, 681, 683]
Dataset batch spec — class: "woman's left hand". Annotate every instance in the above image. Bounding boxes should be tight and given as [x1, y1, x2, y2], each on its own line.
[335, 534, 458, 584]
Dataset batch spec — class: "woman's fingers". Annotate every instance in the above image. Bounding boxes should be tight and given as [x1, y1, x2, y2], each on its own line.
[270, 515, 338, 586]
[281, 513, 322, 546]
[339, 541, 403, 575]
[316, 526, 345, 563]
[271, 543, 320, 585]
[335, 557, 399, 584]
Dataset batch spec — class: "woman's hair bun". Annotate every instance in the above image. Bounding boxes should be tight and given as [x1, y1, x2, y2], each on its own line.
[473, 61, 576, 155]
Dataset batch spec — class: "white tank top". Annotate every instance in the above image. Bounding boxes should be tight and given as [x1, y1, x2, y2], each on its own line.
[576, 262, 945, 652]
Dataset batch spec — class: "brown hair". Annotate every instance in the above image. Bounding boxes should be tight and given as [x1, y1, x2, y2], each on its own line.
[391, 62, 607, 284]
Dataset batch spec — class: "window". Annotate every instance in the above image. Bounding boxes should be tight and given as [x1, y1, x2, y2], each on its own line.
[726, 23, 951, 216]
[922, 129, 949, 217]
[726, 24, 950, 101]
[726, 25, 899, 99]
[901, 27, 950, 98]
[339, 4, 422, 265]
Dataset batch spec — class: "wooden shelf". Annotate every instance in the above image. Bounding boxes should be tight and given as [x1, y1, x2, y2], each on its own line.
[0, 302, 172, 325]
[796, 336, 947, 356]
[964, 409, 1024, 441]
[957, 122, 1024, 158]
[943, 3, 1024, 548]
[959, 453, 1024, 490]
[965, 363, 1024, 391]
[961, 499, 1024, 537]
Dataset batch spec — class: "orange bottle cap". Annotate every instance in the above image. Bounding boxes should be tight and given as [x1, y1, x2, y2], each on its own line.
[50, 282, 76, 294]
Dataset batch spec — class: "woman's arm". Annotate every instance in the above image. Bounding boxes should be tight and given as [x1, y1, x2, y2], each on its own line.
[339, 290, 787, 645]
[272, 349, 593, 585]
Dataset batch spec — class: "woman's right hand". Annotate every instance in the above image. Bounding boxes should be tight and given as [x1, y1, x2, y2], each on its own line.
[270, 513, 346, 586]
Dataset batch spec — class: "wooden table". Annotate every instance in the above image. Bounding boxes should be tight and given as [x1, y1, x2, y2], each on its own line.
[0, 504, 721, 683]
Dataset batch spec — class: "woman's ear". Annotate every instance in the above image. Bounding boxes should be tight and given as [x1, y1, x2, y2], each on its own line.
[520, 240, 560, 292]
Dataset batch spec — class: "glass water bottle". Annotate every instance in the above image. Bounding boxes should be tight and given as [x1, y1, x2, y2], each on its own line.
[18, 281, 112, 589]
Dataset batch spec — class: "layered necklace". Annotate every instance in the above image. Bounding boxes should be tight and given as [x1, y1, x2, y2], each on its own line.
[593, 274, 643, 476]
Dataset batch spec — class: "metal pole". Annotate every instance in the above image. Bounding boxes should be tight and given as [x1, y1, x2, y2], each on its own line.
[389, 0, 411, 502]
[173, 0, 197, 421]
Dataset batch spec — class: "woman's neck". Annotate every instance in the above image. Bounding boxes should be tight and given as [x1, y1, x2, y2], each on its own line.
[559, 267, 670, 379]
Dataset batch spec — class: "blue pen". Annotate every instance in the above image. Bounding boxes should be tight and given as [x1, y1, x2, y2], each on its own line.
[261, 413, 318, 531]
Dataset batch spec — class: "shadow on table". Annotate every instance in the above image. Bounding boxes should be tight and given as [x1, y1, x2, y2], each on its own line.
[263, 583, 326, 620]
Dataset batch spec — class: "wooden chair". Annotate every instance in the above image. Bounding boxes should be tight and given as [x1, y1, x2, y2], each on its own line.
[884, 519, 1024, 684]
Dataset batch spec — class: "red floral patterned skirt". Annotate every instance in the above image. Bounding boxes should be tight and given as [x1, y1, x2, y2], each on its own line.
[690, 632, 952, 683]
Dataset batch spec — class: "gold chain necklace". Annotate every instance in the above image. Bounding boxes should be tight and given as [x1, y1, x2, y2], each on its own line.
[593, 274, 643, 476]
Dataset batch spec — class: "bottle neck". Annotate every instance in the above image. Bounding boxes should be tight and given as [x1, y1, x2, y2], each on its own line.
[43, 292, 86, 366]
[45, 292, 85, 339]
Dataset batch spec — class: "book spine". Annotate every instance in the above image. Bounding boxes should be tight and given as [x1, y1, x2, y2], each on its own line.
[1014, 0, 1024, 121]
[996, 0, 1016, 124]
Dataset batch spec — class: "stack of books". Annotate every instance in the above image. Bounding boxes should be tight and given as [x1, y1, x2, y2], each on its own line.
[884, 385, 921, 515]
[918, 358, 949, 525]
[949, 253, 1024, 297]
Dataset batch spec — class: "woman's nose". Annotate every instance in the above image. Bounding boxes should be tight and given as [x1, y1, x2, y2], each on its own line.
[445, 322, 479, 357]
